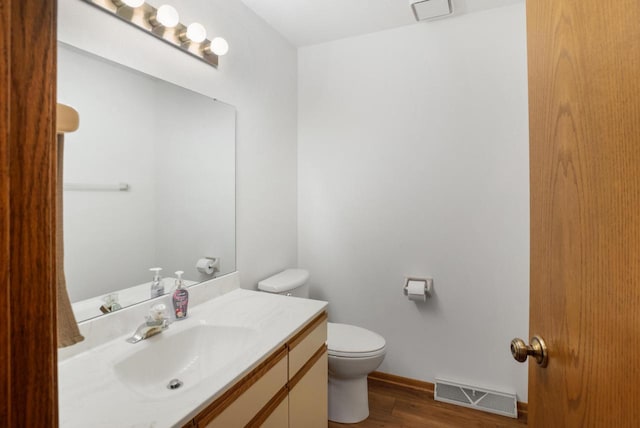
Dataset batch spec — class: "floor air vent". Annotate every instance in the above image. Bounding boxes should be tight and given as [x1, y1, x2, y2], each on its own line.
[434, 378, 517, 418]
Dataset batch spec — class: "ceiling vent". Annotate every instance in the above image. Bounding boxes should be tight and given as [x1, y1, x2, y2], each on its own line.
[410, 0, 453, 21]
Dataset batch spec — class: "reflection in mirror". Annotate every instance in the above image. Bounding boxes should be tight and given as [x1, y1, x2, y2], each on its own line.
[57, 43, 236, 322]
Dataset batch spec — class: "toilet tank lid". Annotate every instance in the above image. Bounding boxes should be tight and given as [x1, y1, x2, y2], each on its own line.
[258, 269, 310, 293]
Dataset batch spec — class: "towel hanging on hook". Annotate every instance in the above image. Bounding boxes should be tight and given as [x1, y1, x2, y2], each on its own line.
[56, 102, 84, 348]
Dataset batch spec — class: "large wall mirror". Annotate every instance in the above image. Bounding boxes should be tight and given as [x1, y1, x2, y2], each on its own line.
[58, 42, 236, 322]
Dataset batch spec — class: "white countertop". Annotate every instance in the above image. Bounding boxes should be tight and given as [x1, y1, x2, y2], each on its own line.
[59, 288, 328, 428]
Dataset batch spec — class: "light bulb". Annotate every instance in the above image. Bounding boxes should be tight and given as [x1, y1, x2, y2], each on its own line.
[156, 5, 179, 28]
[209, 37, 229, 56]
[186, 23, 207, 43]
[122, 0, 144, 7]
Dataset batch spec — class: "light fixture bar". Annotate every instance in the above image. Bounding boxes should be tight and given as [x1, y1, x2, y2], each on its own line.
[81, 0, 220, 68]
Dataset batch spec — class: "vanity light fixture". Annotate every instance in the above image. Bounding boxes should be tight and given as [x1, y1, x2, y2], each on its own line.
[112, 0, 144, 7]
[83, 0, 228, 68]
[151, 4, 180, 28]
[207, 37, 229, 56]
[185, 23, 207, 43]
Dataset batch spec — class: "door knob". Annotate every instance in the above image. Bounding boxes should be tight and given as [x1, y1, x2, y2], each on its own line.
[510, 335, 548, 367]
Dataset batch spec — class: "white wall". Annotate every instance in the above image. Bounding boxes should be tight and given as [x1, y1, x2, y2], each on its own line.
[298, 4, 530, 400]
[58, 0, 299, 289]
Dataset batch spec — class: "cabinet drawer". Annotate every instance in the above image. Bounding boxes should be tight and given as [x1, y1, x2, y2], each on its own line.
[196, 347, 288, 428]
[288, 312, 327, 379]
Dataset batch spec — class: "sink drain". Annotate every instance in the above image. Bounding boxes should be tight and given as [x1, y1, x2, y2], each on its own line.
[167, 378, 183, 390]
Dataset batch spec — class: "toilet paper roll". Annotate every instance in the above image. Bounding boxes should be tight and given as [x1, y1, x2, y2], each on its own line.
[407, 280, 427, 302]
[196, 258, 215, 275]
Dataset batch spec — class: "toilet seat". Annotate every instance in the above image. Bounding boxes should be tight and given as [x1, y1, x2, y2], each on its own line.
[327, 323, 386, 359]
[328, 348, 386, 359]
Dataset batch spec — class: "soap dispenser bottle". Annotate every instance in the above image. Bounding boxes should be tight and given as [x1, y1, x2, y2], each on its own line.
[172, 270, 189, 320]
[150, 267, 164, 298]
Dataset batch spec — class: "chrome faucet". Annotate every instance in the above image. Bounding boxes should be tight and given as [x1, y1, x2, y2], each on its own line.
[127, 304, 170, 344]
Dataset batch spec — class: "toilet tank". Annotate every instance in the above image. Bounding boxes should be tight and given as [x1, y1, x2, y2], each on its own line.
[258, 269, 310, 298]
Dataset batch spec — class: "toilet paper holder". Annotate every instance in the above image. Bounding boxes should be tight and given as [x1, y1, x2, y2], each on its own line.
[403, 277, 433, 297]
[196, 256, 220, 275]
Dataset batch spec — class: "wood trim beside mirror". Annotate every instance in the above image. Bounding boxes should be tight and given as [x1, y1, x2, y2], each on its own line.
[1, 0, 59, 426]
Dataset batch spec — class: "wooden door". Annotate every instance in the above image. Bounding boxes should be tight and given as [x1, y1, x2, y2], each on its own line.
[527, 0, 640, 426]
[0, 0, 59, 426]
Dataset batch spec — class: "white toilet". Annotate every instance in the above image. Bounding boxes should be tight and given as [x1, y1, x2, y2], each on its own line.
[258, 269, 386, 424]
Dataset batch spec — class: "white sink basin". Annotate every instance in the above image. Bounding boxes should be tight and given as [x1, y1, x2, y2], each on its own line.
[113, 324, 258, 398]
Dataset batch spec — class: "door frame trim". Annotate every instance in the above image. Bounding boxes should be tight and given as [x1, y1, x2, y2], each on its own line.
[1, 1, 59, 426]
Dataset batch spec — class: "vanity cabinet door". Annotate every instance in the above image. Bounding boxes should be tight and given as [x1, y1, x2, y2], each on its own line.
[259, 394, 288, 428]
[288, 347, 328, 428]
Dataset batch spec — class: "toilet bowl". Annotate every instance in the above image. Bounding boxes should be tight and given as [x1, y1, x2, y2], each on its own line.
[258, 269, 387, 424]
[327, 323, 386, 423]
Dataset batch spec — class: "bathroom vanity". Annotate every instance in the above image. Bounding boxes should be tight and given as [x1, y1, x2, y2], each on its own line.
[187, 311, 328, 427]
[58, 276, 328, 427]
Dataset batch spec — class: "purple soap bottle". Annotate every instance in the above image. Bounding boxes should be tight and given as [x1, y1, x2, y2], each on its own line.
[172, 270, 189, 320]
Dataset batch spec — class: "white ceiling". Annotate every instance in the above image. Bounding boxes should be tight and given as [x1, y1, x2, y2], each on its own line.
[240, 0, 524, 47]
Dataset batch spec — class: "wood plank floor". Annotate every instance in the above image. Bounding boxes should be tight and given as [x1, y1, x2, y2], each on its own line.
[328, 377, 528, 428]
